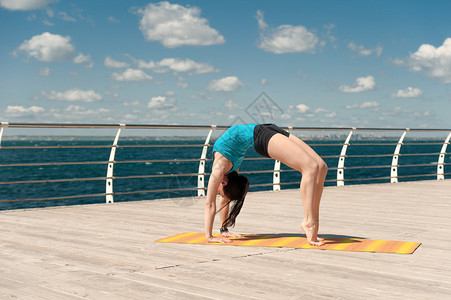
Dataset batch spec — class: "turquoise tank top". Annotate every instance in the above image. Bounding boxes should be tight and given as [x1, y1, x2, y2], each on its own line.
[212, 124, 258, 173]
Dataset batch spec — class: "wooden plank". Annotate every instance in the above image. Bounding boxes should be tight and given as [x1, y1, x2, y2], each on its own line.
[0, 180, 450, 298]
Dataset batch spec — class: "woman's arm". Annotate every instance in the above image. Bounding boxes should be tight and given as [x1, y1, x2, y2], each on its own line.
[204, 171, 221, 240]
[204, 153, 233, 243]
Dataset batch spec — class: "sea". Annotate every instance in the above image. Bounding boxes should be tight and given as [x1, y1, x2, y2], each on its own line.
[0, 136, 449, 210]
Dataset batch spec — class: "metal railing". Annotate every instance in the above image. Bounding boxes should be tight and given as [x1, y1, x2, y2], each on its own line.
[0, 122, 450, 208]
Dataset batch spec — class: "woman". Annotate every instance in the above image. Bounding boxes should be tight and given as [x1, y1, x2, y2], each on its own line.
[205, 124, 327, 246]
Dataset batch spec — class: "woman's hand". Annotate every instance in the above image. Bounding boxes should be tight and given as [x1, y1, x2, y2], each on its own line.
[207, 236, 232, 243]
[221, 231, 242, 239]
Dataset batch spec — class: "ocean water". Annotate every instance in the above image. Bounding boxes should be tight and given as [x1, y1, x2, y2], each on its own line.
[0, 137, 449, 210]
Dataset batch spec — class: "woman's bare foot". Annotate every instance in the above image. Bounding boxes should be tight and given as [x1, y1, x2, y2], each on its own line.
[301, 221, 325, 246]
[314, 220, 324, 242]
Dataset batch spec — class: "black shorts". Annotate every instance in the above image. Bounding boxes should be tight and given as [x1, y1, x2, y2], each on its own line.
[253, 124, 290, 158]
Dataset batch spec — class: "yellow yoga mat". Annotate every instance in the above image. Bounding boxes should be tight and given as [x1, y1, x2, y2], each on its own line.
[155, 232, 421, 254]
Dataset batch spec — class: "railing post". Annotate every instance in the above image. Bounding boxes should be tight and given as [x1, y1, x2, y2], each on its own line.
[337, 129, 354, 186]
[437, 131, 451, 180]
[273, 158, 281, 191]
[198, 125, 216, 196]
[391, 129, 408, 183]
[0, 122, 8, 148]
[273, 126, 292, 191]
[106, 124, 125, 203]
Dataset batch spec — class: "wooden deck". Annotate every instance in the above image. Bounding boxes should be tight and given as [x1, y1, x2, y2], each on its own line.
[1, 180, 450, 299]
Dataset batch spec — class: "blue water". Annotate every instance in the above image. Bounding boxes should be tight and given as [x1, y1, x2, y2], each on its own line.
[0, 138, 449, 210]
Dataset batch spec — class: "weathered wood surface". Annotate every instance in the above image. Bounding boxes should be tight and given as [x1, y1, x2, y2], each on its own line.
[1, 180, 450, 299]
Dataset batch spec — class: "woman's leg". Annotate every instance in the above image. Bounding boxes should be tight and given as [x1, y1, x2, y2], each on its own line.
[267, 133, 326, 246]
[288, 134, 328, 234]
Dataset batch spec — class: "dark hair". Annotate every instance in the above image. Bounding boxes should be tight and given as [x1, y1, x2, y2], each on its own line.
[222, 171, 249, 228]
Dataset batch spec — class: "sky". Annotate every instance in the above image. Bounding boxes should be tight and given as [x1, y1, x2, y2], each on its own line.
[1, 0, 451, 131]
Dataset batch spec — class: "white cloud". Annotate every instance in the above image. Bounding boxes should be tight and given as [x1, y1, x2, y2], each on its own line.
[111, 68, 152, 82]
[324, 23, 336, 44]
[339, 76, 376, 93]
[0, 0, 57, 10]
[43, 88, 103, 102]
[105, 91, 119, 98]
[224, 99, 242, 110]
[260, 78, 267, 85]
[147, 96, 176, 110]
[256, 10, 267, 31]
[256, 10, 318, 54]
[137, 57, 217, 74]
[391, 87, 423, 98]
[42, 19, 54, 26]
[50, 105, 113, 121]
[38, 67, 51, 76]
[64, 105, 86, 112]
[348, 42, 382, 57]
[15, 32, 74, 62]
[191, 91, 213, 101]
[160, 58, 217, 74]
[108, 16, 120, 23]
[123, 101, 142, 107]
[58, 11, 76, 22]
[122, 114, 139, 121]
[45, 8, 53, 18]
[6, 105, 44, 116]
[207, 76, 243, 92]
[296, 104, 310, 113]
[137, 1, 225, 48]
[286, 106, 336, 120]
[392, 58, 404, 66]
[360, 102, 379, 109]
[104, 56, 130, 68]
[345, 101, 380, 110]
[73, 53, 93, 68]
[279, 113, 291, 120]
[402, 38, 451, 83]
[136, 60, 159, 71]
[314, 108, 336, 118]
[176, 76, 188, 88]
[314, 108, 328, 113]
[326, 112, 337, 118]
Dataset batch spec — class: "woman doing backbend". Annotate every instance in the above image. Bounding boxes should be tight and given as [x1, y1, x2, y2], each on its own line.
[205, 124, 328, 246]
